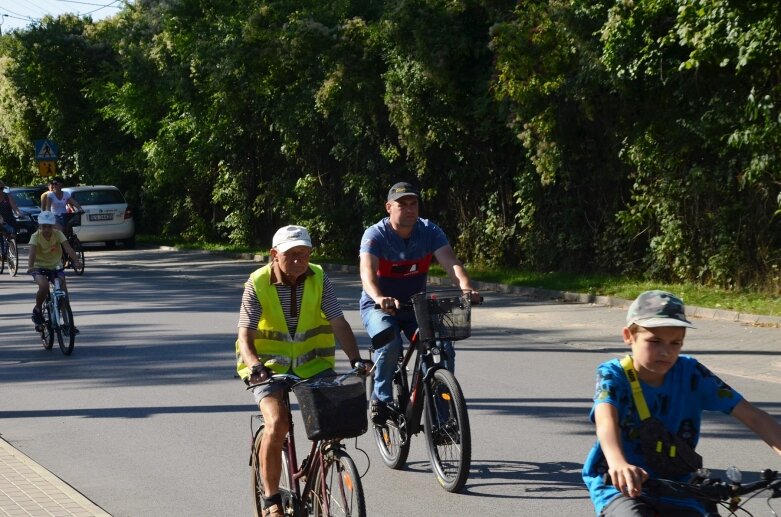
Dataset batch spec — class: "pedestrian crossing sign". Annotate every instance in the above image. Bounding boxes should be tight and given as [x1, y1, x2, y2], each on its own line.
[34, 139, 59, 161]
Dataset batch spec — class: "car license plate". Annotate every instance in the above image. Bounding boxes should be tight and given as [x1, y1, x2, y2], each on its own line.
[18, 228, 27, 234]
[89, 213, 113, 221]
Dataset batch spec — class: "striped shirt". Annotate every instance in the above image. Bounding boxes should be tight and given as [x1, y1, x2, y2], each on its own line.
[237, 266, 343, 337]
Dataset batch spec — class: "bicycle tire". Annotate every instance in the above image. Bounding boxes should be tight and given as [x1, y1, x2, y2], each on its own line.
[40, 298, 54, 350]
[250, 428, 297, 517]
[56, 295, 75, 355]
[7, 237, 18, 276]
[370, 370, 411, 470]
[71, 236, 85, 275]
[0, 238, 5, 274]
[422, 369, 471, 493]
[311, 449, 366, 517]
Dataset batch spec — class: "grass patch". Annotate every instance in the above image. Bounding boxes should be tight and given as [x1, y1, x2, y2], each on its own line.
[432, 265, 781, 317]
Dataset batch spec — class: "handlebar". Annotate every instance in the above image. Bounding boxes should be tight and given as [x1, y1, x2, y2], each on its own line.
[246, 367, 369, 390]
[608, 469, 781, 504]
[374, 290, 484, 310]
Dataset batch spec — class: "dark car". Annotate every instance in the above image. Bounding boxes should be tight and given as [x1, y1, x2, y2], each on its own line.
[4, 186, 46, 243]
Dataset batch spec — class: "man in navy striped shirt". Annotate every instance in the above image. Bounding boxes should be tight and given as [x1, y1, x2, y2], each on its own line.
[359, 182, 479, 424]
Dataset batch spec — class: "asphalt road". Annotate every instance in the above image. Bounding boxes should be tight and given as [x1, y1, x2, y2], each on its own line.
[1, 247, 780, 516]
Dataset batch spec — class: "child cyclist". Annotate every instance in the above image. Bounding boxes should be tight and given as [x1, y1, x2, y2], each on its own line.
[583, 290, 781, 516]
[26, 211, 81, 331]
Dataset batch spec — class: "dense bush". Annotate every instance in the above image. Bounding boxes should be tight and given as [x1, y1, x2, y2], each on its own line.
[0, 0, 778, 289]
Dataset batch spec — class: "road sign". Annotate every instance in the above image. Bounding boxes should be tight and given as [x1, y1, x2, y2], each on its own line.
[38, 160, 57, 177]
[34, 139, 59, 161]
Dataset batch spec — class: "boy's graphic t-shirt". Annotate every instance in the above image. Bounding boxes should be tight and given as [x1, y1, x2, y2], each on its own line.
[582, 355, 743, 516]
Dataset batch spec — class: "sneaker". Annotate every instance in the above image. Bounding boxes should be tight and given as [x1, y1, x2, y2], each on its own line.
[370, 399, 389, 425]
[31, 308, 44, 325]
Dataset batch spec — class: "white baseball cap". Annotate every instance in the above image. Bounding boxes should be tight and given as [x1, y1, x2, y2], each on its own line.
[272, 225, 312, 252]
[37, 211, 56, 225]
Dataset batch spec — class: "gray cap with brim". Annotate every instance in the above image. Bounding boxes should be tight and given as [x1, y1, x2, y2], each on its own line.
[626, 290, 695, 329]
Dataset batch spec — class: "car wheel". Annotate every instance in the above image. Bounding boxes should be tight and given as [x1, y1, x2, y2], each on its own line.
[123, 236, 135, 249]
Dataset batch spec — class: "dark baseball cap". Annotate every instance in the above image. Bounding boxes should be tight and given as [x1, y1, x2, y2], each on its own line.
[626, 290, 694, 328]
[387, 182, 419, 202]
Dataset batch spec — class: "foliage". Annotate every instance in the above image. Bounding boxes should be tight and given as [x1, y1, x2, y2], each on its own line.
[0, 0, 779, 291]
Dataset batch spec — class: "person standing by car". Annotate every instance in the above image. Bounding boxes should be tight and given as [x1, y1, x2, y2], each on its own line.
[236, 225, 370, 517]
[359, 181, 480, 424]
[26, 211, 81, 330]
[42, 178, 81, 232]
[0, 180, 22, 237]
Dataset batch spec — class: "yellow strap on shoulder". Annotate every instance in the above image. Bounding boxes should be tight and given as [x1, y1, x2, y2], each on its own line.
[620, 355, 651, 421]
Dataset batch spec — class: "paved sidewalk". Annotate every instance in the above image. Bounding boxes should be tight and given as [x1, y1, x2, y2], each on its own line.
[0, 437, 110, 517]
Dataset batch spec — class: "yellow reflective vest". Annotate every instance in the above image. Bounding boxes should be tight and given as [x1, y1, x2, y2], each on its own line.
[236, 263, 335, 380]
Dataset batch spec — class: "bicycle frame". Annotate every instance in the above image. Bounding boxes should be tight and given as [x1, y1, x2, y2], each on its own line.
[391, 330, 449, 440]
[251, 398, 341, 515]
[250, 373, 366, 516]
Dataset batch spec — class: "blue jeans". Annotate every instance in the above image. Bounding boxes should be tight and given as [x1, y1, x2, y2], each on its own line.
[361, 308, 455, 403]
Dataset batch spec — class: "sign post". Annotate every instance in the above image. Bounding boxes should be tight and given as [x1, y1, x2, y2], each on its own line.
[33, 139, 59, 177]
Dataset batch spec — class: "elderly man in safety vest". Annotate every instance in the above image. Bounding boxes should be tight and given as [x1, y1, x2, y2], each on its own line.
[236, 225, 369, 517]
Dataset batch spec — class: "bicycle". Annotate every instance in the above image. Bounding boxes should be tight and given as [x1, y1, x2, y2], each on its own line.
[61, 211, 84, 275]
[624, 467, 781, 516]
[33, 267, 76, 355]
[0, 228, 19, 276]
[369, 288, 479, 493]
[249, 370, 368, 516]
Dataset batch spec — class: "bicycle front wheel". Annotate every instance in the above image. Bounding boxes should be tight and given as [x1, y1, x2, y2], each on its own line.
[423, 369, 471, 493]
[55, 296, 75, 355]
[310, 449, 365, 517]
[7, 237, 18, 276]
[250, 428, 296, 517]
[71, 237, 84, 275]
[40, 300, 54, 350]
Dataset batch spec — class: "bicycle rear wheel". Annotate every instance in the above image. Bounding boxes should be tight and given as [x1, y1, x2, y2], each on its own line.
[310, 449, 365, 517]
[250, 428, 296, 517]
[71, 236, 84, 275]
[423, 369, 471, 493]
[40, 299, 54, 350]
[55, 296, 75, 355]
[370, 370, 411, 470]
[7, 237, 18, 276]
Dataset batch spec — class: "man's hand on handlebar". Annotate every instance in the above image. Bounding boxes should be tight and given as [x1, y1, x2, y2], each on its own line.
[249, 362, 272, 384]
[376, 296, 398, 314]
[351, 358, 374, 375]
[466, 290, 482, 305]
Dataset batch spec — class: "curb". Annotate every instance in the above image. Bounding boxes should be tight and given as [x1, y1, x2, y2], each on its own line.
[155, 245, 781, 328]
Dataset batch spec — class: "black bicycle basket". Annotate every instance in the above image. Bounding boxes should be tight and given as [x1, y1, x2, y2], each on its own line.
[293, 376, 368, 441]
[410, 289, 472, 341]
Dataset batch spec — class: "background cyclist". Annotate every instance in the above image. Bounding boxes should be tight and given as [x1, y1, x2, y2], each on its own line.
[26, 211, 82, 330]
[42, 177, 81, 232]
[235, 224, 370, 517]
[359, 181, 479, 425]
[0, 180, 22, 238]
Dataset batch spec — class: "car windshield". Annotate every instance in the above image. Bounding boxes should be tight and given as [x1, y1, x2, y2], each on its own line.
[9, 189, 40, 207]
[71, 190, 125, 205]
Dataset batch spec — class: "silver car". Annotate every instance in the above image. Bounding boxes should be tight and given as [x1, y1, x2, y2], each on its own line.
[62, 185, 136, 247]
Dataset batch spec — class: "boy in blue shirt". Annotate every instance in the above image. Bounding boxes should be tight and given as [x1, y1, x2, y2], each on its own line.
[583, 290, 781, 516]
